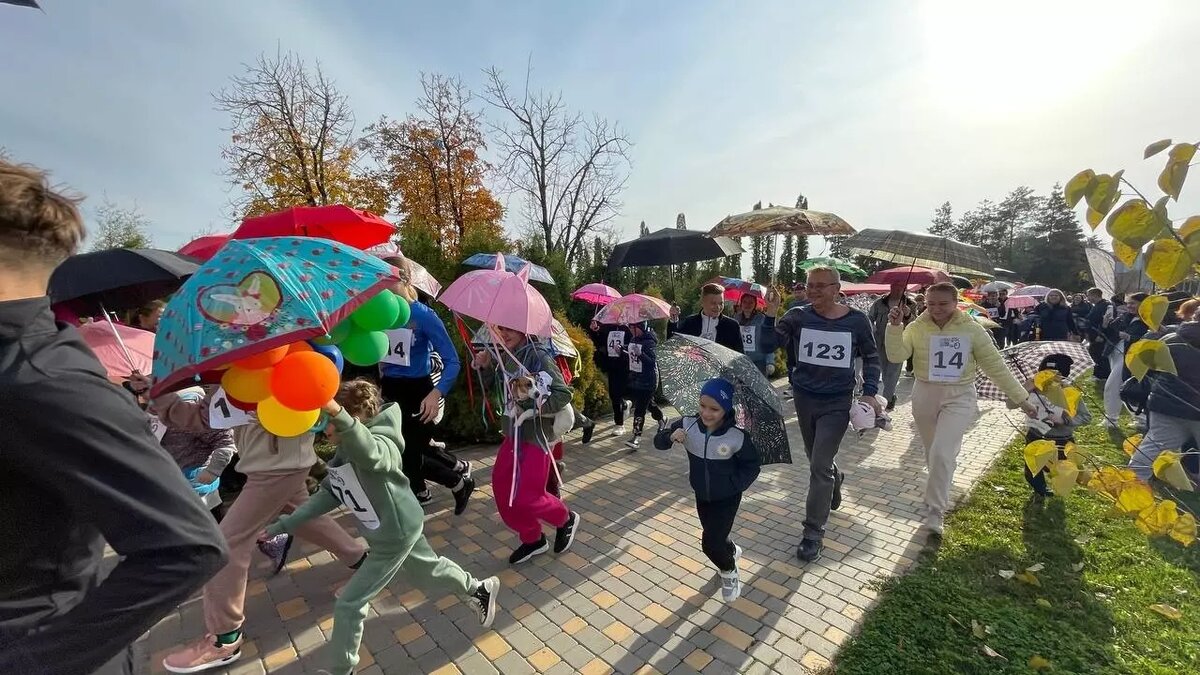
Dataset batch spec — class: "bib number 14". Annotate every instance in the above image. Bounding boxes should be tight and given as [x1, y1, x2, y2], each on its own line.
[928, 335, 969, 382]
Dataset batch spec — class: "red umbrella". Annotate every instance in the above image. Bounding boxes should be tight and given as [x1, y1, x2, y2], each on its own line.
[178, 233, 232, 262]
[233, 205, 396, 250]
[866, 265, 950, 286]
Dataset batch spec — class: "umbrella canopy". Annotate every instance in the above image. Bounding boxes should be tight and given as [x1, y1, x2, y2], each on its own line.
[841, 228, 994, 277]
[657, 334, 792, 465]
[1, 1, 40, 7]
[233, 205, 396, 250]
[364, 243, 443, 298]
[462, 253, 555, 285]
[708, 276, 766, 303]
[594, 294, 672, 325]
[439, 256, 553, 336]
[178, 233, 232, 262]
[949, 275, 973, 290]
[993, 267, 1020, 280]
[978, 281, 1015, 293]
[839, 282, 922, 296]
[710, 207, 855, 238]
[797, 256, 867, 279]
[1005, 294, 1039, 309]
[571, 282, 622, 306]
[1011, 284, 1052, 297]
[49, 248, 199, 315]
[76, 321, 155, 381]
[866, 265, 950, 286]
[150, 237, 399, 396]
[471, 318, 579, 359]
[607, 228, 743, 272]
[975, 341, 1094, 401]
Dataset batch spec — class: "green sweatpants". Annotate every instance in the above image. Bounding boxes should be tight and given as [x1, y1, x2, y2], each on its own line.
[329, 536, 477, 675]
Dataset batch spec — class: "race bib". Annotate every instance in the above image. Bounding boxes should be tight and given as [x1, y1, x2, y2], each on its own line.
[382, 328, 414, 367]
[741, 326, 758, 352]
[628, 343, 644, 373]
[148, 414, 168, 441]
[327, 464, 380, 530]
[928, 335, 970, 382]
[796, 328, 852, 368]
[987, 307, 999, 319]
[209, 388, 255, 430]
[606, 330, 625, 358]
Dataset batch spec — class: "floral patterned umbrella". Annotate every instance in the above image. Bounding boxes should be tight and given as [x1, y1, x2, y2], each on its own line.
[594, 293, 671, 325]
[711, 207, 856, 238]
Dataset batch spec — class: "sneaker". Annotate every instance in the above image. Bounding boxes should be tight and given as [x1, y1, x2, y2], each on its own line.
[163, 634, 243, 673]
[719, 568, 741, 602]
[430, 439, 447, 450]
[625, 436, 641, 450]
[796, 538, 823, 563]
[830, 471, 845, 511]
[923, 511, 945, 536]
[581, 421, 595, 444]
[456, 460, 473, 479]
[470, 576, 500, 629]
[733, 543, 743, 569]
[886, 396, 896, 412]
[554, 511, 579, 554]
[256, 533, 293, 576]
[611, 424, 626, 437]
[656, 418, 667, 433]
[415, 490, 432, 505]
[453, 476, 475, 516]
[508, 537, 549, 564]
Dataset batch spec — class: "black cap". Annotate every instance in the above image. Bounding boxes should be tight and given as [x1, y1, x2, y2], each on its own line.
[1038, 354, 1074, 378]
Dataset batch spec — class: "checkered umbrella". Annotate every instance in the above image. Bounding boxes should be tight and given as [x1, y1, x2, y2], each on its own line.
[841, 229, 995, 278]
[710, 207, 856, 238]
[974, 341, 1095, 401]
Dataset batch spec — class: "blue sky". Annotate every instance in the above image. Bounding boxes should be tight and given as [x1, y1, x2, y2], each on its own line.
[3, 0, 1198, 253]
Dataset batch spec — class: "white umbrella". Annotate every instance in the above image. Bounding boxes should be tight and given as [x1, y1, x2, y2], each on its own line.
[979, 281, 1015, 293]
[1012, 285, 1052, 297]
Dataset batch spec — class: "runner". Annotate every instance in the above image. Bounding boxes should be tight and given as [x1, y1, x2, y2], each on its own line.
[590, 318, 632, 435]
[884, 282, 1037, 538]
[733, 291, 775, 375]
[624, 320, 665, 450]
[868, 282, 916, 410]
[378, 256, 474, 513]
[766, 266, 881, 563]
[672, 283, 745, 353]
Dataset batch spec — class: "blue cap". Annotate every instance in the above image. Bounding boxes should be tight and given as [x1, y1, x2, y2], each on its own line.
[700, 378, 735, 414]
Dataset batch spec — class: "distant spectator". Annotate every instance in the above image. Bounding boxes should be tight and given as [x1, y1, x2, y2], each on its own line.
[1034, 289, 1077, 341]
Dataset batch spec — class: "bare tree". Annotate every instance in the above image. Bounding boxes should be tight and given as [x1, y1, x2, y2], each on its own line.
[214, 50, 386, 218]
[481, 65, 632, 261]
[91, 199, 152, 251]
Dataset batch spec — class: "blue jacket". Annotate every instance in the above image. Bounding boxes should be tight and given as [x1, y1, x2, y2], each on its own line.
[626, 329, 659, 391]
[379, 302, 460, 395]
[654, 416, 760, 502]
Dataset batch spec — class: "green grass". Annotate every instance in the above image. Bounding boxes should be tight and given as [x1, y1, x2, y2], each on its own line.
[833, 383, 1200, 675]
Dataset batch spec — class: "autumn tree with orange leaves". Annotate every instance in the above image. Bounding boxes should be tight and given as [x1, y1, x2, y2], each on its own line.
[361, 74, 503, 256]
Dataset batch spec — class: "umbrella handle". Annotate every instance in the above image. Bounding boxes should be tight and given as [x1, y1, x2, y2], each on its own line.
[99, 302, 139, 374]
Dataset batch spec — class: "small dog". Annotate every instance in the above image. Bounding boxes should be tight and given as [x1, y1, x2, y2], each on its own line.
[507, 372, 574, 440]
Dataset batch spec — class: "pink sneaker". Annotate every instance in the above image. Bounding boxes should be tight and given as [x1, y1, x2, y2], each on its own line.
[163, 634, 243, 673]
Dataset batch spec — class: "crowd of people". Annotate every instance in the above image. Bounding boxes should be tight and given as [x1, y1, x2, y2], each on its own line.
[2, 156, 1197, 675]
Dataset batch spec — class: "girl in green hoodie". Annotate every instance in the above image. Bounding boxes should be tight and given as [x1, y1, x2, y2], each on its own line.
[264, 379, 499, 675]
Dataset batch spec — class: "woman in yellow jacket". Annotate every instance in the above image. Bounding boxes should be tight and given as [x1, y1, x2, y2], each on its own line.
[885, 282, 1037, 537]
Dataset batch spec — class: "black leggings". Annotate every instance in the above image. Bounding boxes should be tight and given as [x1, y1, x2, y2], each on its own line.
[608, 371, 629, 425]
[380, 375, 462, 495]
[630, 387, 663, 436]
[697, 493, 741, 572]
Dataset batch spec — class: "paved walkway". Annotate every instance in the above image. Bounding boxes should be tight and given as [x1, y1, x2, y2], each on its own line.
[136, 378, 1022, 675]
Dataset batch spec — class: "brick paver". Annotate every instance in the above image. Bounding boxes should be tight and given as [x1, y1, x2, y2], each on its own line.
[133, 378, 1020, 673]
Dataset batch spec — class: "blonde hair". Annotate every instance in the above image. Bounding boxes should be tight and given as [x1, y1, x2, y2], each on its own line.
[0, 159, 86, 269]
[336, 378, 383, 420]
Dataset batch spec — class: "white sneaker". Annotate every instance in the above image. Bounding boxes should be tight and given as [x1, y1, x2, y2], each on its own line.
[733, 543, 743, 568]
[611, 424, 626, 437]
[625, 436, 641, 450]
[922, 510, 944, 536]
[719, 568, 741, 602]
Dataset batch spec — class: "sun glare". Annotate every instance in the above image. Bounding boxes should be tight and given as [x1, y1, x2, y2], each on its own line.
[919, 0, 1153, 118]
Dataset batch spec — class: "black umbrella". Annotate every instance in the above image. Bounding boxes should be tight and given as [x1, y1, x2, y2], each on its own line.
[657, 334, 792, 465]
[49, 248, 199, 314]
[1, 0, 40, 8]
[949, 275, 973, 289]
[841, 228, 994, 278]
[606, 227, 743, 273]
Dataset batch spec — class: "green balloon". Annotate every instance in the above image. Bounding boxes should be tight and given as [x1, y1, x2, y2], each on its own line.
[389, 295, 412, 330]
[351, 290, 400, 332]
[340, 328, 390, 366]
[314, 319, 354, 346]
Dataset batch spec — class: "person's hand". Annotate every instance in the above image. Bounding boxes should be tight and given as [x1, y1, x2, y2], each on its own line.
[888, 306, 903, 326]
[860, 395, 882, 415]
[472, 350, 492, 370]
[256, 529, 270, 544]
[194, 470, 218, 486]
[321, 400, 343, 416]
[1019, 399, 1038, 417]
[1119, 331, 1130, 340]
[901, 303, 912, 318]
[127, 371, 152, 394]
[590, 320, 600, 332]
[670, 428, 686, 444]
[418, 389, 442, 423]
[765, 290, 781, 316]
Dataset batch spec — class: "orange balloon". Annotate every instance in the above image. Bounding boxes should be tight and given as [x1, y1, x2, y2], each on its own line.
[288, 341, 314, 354]
[221, 366, 273, 403]
[236, 345, 290, 370]
[270, 351, 340, 411]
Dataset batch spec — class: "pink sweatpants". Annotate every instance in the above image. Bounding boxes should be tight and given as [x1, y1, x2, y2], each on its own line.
[492, 436, 570, 544]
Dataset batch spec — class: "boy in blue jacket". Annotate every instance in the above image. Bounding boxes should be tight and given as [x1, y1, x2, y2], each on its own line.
[654, 378, 760, 602]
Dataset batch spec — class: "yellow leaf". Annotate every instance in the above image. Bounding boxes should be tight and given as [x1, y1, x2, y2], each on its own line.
[1050, 460, 1080, 496]
[1152, 451, 1195, 491]
[1169, 512, 1197, 547]
[1135, 500, 1178, 535]
[1125, 339, 1178, 381]
[1029, 655, 1053, 670]
[1149, 603, 1183, 620]
[1112, 238, 1141, 267]
[1159, 143, 1197, 201]
[1085, 171, 1123, 220]
[1106, 199, 1168, 250]
[1063, 442, 1083, 465]
[1123, 434, 1143, 457]
[1035, 598, 1052, 609]
[1144, 139, 1173, 159]
[1065, 169, 1096, 208]
[1063, 387, 1081, 417]
[1077, 468, 1094, 486]
[1180, 216, 1200, 265]
[1144, 238, 1195, 289]
[1087, 466, 1139, 499]
[1033, 370, 1060, 392]
[1016, 570, 1041, 587]
[1116, 481, 1155, 515]
[1139, 294, 1170, 331]
[971, 619, 987, 639]
[1024, 440, 1058, 475]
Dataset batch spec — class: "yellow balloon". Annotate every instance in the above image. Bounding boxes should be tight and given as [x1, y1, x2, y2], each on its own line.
[257, 396, 319, 437]
[221, 366, 273, 403]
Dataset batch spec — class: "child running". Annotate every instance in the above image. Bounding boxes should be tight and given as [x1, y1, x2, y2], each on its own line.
[1023, 354, 1092, 496]
[263, 379, 499, 675]
[654, 378, 760, 601]
[625, 320, 665, 450]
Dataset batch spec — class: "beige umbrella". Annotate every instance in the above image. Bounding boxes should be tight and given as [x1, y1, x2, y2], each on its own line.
[710, 206, 856, 238]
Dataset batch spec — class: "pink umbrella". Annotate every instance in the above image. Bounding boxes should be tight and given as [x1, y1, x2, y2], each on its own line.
[594, 293, 672, 325]
[1005, 294, 1039, 309]
[439, 254, 554, 336]
[75, 321, 155, 380]
[571, 282, 622, 306]
[866, 265, 950, 286]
